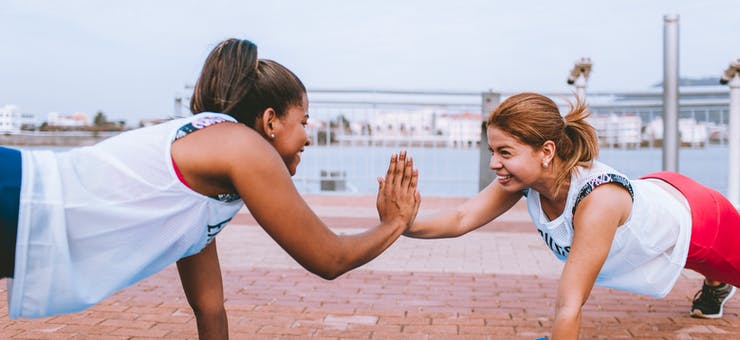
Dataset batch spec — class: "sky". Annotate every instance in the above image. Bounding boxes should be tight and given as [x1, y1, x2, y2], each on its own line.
[1, 0, 738, 124]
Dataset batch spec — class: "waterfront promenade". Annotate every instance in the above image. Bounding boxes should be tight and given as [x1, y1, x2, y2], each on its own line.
[1, 195, 738, 339]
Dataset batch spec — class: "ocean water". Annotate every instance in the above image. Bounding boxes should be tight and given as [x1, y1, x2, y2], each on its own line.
[295, 144, 731, 197]
[15, 144, 731, 197]
[599, 146, 729, 195]
[295, 145, 480, 196]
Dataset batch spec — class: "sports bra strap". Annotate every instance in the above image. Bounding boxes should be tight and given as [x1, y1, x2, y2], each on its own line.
[572, 173, 634, 214]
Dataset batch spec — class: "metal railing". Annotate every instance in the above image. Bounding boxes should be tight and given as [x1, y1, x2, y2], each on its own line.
[294, 88, 731, 196]
[296, 89, 482, 196]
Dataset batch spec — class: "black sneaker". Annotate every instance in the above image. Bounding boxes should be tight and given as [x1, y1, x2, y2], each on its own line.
[690, 283, 736, 318]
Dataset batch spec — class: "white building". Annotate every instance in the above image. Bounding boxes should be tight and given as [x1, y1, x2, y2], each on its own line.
[643, 117, 710, 147]
[589, 113, 642, 148]
[47, 112, 90, 127]
[370, 108, 437, 137]
[436, 112, 482, 147]
[370, 108, 481, 146]
[0, 105, 36, 133]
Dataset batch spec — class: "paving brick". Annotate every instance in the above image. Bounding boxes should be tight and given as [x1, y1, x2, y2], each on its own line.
[458, 325, 516, 336]
[0, 329, 23, 338]
[135, 312, 193, 324]
[403, 324, 459, 335]
[432, 316, 485, 326]
[109, 326, 171, 337]
[99, 318, 156, 329]
[52, 324, 121, 335]
[257, 324, 314, 336]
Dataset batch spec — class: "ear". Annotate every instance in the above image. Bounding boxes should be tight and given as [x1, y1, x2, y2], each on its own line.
[541, 140, 556, 164]
[257, 108, 278, 137]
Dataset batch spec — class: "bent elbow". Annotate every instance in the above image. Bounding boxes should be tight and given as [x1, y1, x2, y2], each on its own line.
[317, 270, 343, 281]
[312, 263, 347, 280]
[307, 254, 351, 281]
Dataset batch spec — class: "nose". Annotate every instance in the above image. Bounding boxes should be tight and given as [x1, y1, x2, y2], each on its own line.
[304, 138, 311, 147]
[489, 154, 502, 170]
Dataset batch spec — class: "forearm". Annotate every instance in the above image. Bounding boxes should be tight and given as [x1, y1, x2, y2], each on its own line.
[552, 305, 581, 340]
[405, 184, 521, 239]
[404, 210, 464, 238]
[348, 219, 407, 264]
[315, 219, 407, 279]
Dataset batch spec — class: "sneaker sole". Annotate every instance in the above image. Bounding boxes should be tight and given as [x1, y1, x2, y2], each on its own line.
[690, 285, 737, 319]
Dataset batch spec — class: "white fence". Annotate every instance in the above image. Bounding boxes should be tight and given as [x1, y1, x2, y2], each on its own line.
[298, 89, 481, 196]
[295, 88, 731, 195]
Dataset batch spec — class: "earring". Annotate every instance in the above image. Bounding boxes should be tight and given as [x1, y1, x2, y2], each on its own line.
[542, 161, 549, 168]
[270, 133, 275, 139]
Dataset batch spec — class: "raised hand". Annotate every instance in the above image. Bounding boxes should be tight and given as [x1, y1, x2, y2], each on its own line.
[376, 151, 421, 230]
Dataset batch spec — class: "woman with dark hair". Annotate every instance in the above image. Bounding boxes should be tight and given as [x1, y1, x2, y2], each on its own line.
[1, 38, 421, 339]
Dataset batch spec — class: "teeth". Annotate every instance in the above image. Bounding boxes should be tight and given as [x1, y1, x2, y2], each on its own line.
[497, 175, 511, 180]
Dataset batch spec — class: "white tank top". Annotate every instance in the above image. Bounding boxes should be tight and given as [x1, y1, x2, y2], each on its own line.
[9, 113, 244, 318]
[526, 161, 691, 297]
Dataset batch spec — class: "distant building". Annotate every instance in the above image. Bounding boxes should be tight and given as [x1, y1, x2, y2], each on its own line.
[139, 118, 172, 127]
[370, 108, 437, 137]
[436, 112, 482, 147]
[47, 112, 90, 127]
[0, 105, 36, 133]
[360, 108, 481, 147]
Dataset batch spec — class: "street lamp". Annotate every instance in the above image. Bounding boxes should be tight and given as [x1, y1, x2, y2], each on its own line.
[567, 57, 592, 101]
[720, 59, 740, 85]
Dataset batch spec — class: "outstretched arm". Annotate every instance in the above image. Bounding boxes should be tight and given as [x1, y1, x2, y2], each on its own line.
[177, 240, 228, 340]
[206, 125, 420, 280]
[404, 179, 522, 239]
[551, 183, 631, 339]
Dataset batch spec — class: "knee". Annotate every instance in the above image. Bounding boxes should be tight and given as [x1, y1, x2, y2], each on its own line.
[188, 298, 226, 319]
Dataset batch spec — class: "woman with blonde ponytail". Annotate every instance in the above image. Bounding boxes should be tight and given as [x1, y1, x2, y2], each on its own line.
[405, 92, 740, 339]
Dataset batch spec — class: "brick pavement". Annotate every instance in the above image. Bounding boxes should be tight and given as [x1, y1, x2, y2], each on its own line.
[1, 195, 739, 339]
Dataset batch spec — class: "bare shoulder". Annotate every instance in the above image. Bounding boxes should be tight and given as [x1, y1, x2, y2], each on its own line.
[189, 122, 260, 145]
[586, 182, 632, 203]
[176, 122, 271, 158]
[576, 183, 632, 224]
[172, 122, 285, 187]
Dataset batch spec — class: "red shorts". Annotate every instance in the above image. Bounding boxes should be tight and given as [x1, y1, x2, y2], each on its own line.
[640, 172, 740, 286]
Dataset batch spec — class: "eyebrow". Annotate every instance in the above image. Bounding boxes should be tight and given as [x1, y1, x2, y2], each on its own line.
[491, 145, 512, 152]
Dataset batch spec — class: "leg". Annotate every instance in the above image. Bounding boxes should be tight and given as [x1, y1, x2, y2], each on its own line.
[641, 172, 740, 318]
[177, 240, 228, 339]
[690, 277, 737, 319]
[0, 146, 22, 278]
[684, 187, 740, 318]
[705, 279, 722, 286]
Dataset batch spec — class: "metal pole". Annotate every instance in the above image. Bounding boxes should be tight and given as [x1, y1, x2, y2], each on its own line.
[662, 15, 680, 172]
[725, 72, 740, 207]
[174, 97, 182, 117]
[575, 74, 587, 102]
[479, 92, 500, 191]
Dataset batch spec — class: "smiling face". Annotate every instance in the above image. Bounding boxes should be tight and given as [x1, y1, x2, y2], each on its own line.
[486, 125, 549, 192]
[269, 96, 310, 176]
